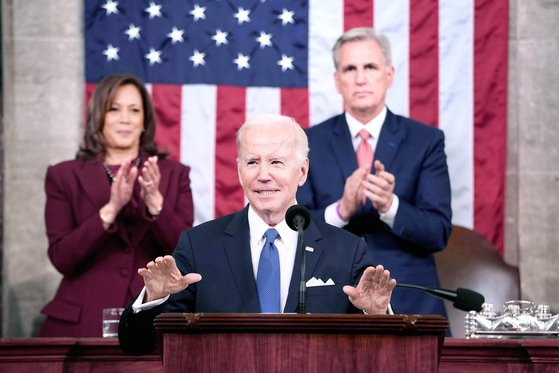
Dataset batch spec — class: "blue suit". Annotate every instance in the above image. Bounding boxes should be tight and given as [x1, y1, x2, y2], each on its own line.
[119, 206, 374, 354]
[297, 111, 452, 317]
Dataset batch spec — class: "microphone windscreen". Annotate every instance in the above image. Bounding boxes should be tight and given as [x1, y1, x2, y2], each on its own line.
[285, 205, 311, 231]
[454, 288, 485, 312]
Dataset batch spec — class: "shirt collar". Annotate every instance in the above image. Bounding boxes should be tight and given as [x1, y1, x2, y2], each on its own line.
[247, 205, 297, 247]
[345, 106, 387, 140]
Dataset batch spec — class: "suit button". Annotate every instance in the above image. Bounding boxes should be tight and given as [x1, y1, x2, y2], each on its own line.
[120, 269, 129, 277]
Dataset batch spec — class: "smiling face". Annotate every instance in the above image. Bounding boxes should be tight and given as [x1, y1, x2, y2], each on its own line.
[102, 84, 144, 158]
[334, 39, 394, 123]
[237, 120, 308, 226]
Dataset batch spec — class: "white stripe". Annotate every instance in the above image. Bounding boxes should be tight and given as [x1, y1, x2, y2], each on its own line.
[439, 0, 474, 229]
[375, 0, 410, 117]
[246, 87, 280, 118]
[308, 0, 343, 126]
[180, 84, 217, 225]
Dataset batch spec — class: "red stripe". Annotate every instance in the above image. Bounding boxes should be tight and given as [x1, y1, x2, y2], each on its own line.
[151, 84, 182, 161]
[85, 83, 96, 127]
[215, 85, 246, 218]
[281, 88, 309, 128]
[409, 0, 439, 127]
[473, 0, 508, 255]
[344, 0, 374, 31]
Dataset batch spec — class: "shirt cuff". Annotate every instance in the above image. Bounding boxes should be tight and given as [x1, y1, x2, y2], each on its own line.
[325, 201, 347, 228]
[379, 194, 399, 229]
[131, 286, 170, 313]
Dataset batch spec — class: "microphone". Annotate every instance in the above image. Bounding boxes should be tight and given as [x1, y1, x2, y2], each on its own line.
[286, 205, 311, 231]
[396, 283, 485, 312]
[285, 205, 311, 314]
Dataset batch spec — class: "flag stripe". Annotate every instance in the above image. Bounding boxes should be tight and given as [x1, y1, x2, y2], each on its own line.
[281, 88, 310, 128]
[439, 0, 475, 231]
[152, 84, 182, 161]
[376, 0, 410, 117]
[409, 0, 439, 127]
[308, 0, 343, 126]
[215, 86, 246, 218]
[344, 0, 374, 30]
[473, 0, 508, 254]
[181, 84, 217, 226]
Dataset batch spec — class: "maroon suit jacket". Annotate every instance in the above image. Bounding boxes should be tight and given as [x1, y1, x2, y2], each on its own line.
[38, 154, 193, 337]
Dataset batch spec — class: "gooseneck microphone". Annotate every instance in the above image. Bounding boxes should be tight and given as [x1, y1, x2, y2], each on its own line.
[396, 283, 485, 312]
[285, 205, 311, 314]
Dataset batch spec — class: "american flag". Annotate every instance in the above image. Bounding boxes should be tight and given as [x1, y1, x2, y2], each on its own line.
[85, 0, 508, 254]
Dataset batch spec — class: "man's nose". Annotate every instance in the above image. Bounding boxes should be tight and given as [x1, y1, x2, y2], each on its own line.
[356, 68, 367, 84]
[257, 163, 271, 179]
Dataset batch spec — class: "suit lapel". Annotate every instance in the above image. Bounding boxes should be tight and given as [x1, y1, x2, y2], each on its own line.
[330, 115, 358, 181]
[223, 207, 261, 313]
[374, 110, 405, 171]
[284, 221, 324, 313]
[74, 159, 112, 211]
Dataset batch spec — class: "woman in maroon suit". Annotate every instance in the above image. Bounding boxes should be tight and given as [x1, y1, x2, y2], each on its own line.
[38, 74, 194, 337]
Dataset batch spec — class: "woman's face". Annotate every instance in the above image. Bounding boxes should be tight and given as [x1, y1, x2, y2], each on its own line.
[102, 84, 144, 155]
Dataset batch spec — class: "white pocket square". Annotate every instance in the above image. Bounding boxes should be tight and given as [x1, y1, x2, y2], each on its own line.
[306, 277, 335, 287]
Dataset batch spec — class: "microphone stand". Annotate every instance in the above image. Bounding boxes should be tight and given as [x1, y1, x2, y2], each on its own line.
[295, 219, 306, 314]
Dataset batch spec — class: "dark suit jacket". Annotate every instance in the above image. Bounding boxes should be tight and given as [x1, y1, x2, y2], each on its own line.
[38, 153, 193, 337]
[297, 111, 452, 316]
[119, 206, 373, 355]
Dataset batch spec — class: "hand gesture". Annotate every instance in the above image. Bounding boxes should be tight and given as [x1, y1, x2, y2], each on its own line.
[138, 255, 202, 302]
[138, 156, 164, 216]
[343, 265, 396, 315]
[338, 167, 370, 219]
[99, 159, 138, 228]
[363, 160, 395, 214]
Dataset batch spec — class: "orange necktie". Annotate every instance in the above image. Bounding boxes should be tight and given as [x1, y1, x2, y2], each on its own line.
[356, 129, 373, 168]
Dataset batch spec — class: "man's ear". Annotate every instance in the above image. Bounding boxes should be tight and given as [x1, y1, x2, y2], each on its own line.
[298, 158, 309, 186]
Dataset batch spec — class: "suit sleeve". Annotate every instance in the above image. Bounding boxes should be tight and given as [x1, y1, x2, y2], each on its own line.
[45, 165, 114, 275]
[142, 163, 194, 253]
[391, 130, 452, 252]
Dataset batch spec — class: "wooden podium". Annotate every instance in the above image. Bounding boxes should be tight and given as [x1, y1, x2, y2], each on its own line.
[154, 313, 447, 372]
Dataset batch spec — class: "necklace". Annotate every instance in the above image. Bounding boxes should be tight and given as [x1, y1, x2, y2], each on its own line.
[103, 157, 141, 183]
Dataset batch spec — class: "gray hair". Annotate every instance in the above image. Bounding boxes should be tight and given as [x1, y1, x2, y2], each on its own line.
[332, 27, 392, 69]
[236, 114, 309, 165]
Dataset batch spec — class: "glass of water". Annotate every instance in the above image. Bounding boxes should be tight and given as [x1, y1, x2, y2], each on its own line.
[102, 308, 124, 338]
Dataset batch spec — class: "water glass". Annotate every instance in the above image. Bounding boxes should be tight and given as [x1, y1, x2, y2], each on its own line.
[102, 308, 124, 338]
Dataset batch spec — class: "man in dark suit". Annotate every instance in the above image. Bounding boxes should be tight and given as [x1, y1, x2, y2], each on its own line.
[297, 27, 452, 317]
[119, 114, 396, 355]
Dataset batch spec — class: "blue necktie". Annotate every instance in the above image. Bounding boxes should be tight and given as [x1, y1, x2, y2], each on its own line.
[257, 228, 281, 313]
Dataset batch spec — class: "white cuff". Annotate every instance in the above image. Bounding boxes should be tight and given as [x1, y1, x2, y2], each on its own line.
[325, 201, 347, 228]
[131, 286, 170, 313]
[379, 195, 399, 229]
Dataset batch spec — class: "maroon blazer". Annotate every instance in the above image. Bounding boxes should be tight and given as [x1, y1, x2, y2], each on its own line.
[38, 154, 193, 337]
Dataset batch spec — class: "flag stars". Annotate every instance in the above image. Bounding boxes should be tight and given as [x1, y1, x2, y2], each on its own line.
[189, 50, 206, 67]
[167, 27, 185, 44]
[145, 2, 162, 19]
[124, 24, 141, 41]
[234, 7, 251, 24]
[103, 44, 119, 61]
[145, 48, 162, 65]
[102, 0, 119, 15]
[277, 54, 294, 71]
[256, 31, 272, 48]
[278, 9, 295, 25]
[190, 4, 206, 21]
[233, 53, 250, 70]
[212, 29, 229, 46]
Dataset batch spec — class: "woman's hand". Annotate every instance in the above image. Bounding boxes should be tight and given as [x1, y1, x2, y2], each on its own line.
[99, 159, 139, 229]
[139, 156, 164, 216]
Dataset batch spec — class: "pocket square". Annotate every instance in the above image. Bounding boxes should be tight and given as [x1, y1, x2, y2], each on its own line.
[306, 277, 335, 287]
[305, 246, 314, 252]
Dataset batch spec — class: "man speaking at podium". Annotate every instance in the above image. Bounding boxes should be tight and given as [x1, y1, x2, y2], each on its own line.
[119, 114, 395, 355]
